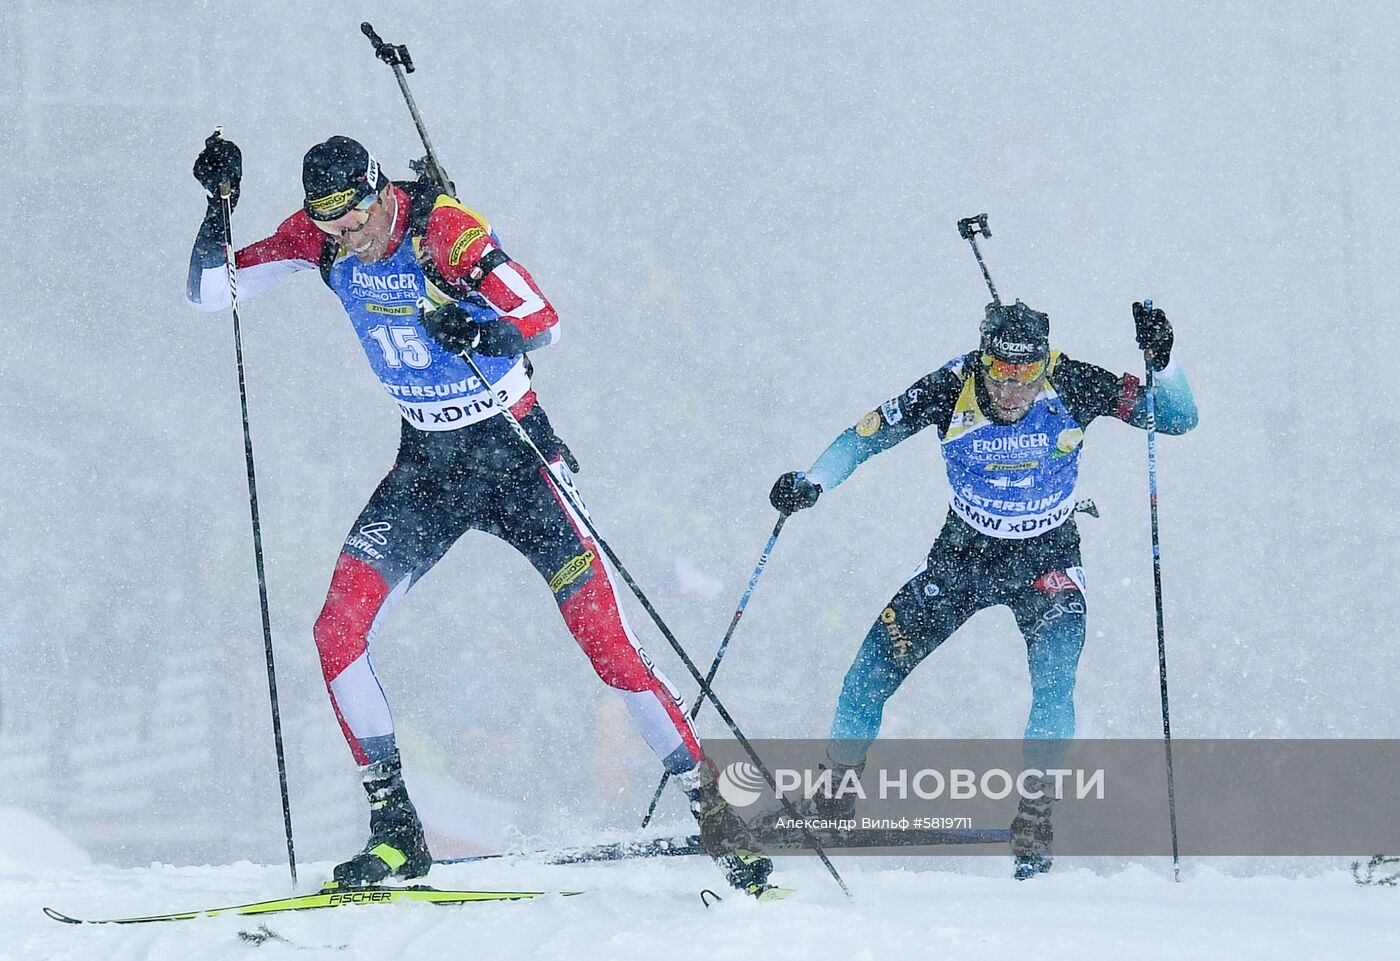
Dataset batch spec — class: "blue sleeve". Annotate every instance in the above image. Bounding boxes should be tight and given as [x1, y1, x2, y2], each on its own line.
[804, 366, 961, 492]
[1126, 360, 1199, 435]
[806, 426, 906, 491]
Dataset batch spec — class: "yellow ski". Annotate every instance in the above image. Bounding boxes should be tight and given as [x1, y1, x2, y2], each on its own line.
[44, 883, 581, 924]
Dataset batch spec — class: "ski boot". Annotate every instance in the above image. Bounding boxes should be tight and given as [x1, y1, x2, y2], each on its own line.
[1010, 777, 1055, 880]
[679, 765, 778, 899]
[332, 754, 433, 887]
[810, 759, 864, 823]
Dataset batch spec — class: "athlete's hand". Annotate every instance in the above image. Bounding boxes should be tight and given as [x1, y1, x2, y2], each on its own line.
[1132, 302, 1173, 371]
[769, 471, 822, 515]
[194, 131, 242, 208]
[423, 303, 482, 355]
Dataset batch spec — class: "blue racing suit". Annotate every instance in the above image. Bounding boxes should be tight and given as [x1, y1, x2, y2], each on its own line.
[806, 350, 1198, 770]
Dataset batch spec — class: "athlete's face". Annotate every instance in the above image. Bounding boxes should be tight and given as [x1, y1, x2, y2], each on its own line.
[313, 185, 397, 263]
[980, 364, 1047, 420]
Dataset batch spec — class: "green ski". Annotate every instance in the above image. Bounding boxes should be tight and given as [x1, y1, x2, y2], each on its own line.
[44, 883, 581, 925]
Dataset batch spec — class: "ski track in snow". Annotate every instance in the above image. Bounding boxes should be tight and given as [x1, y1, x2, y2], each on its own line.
[8, 856, 1396, 961]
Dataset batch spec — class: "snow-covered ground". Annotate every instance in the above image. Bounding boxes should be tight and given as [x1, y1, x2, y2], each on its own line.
[9, 853, 1394, 961]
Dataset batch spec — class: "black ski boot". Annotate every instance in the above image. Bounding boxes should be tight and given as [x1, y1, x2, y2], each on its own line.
[810, 760, 864, 823]
[679, 765, 778, 898]
[332, 754, 433, 887]
[1010, 777, 1055, 880]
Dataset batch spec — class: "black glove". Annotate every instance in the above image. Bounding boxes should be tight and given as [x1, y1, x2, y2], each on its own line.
[769, 471, 822, 515]
[193, 131, 242, 207]
[423, 303, 482, 354]
[1132, 301, 1173, 372]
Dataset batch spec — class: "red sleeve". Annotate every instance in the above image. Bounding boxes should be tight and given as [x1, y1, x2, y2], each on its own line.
[238, 210, 327, 268]
[186, 210, 324, 308]
[423, 202, 559, 340]
[1115, 373, 1142, 421]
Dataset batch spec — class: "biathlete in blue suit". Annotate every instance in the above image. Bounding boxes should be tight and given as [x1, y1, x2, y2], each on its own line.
[770, 300, 1198, 878]
[186, 133, 774, 897]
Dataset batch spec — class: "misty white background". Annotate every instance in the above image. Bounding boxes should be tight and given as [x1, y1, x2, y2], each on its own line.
[1, 1, 1396, 867]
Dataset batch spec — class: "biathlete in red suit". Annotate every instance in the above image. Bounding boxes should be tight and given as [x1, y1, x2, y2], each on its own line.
[186, 134, 773, 895]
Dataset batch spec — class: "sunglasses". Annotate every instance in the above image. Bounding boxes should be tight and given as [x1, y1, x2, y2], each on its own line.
[981, 353, 1047, 386]
[310, 189, 378, 235]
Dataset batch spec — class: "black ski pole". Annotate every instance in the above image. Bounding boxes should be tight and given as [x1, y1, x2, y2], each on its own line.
[448, 345, 850, 898]
[957, 213, 1002, 306]
[361, 22, 454, 194]
[214, 136, 297, 886]
[639, 514, 788, 828]
[1141, 297, 1182, 883]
